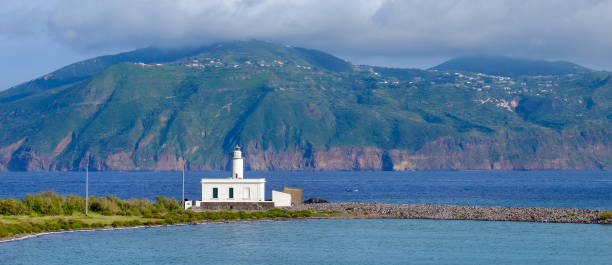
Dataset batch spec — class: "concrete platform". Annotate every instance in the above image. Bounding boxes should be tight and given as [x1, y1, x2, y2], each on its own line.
[193, 201, 275, 211]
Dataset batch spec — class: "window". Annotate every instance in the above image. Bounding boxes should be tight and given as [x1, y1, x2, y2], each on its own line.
[229, 188, 234, 199]
[212, 188, 218, 199]
[243, 187, 250, 200]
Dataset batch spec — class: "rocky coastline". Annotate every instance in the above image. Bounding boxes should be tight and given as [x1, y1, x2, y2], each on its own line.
[291, 203, 612, 224]
[2, 203, 610, 244]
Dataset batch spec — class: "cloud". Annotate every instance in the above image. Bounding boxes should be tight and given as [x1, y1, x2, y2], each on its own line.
[2, 0, 612, 69]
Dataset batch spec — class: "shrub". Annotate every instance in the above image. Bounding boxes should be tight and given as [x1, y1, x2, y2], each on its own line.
[0, 190, 320, 240]
[111, 221, 126, 227]
[0, 222, 8, 238]
[22, 191, 64, 215]
[88, 201, 103, 212]
[292, 210, 313, 218]
[155, 196, 180, 212]
[4, 191, 175, 217]
[89, 197, 121, 215]
[250, 211, 265, 219]
[43, 219, 60, 231]
[599, 211, 612, 220]
[266, 208, 292, 218]
[90, 222, 105, 228]
[238, 210, 250, 219]
[0, 198, 28, 215]
[63, 195, 85, 215]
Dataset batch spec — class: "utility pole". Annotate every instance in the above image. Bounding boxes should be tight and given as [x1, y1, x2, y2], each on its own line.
[182, 164, 185, 209]
[85, 155, 89, 216]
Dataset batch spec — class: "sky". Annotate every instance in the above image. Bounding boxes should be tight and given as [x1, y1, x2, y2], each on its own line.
[2, 0, 612, 90]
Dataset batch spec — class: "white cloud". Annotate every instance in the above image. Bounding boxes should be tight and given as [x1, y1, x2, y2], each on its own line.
[2, 0, 612, 69]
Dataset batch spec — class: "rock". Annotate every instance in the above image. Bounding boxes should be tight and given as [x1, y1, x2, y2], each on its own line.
[290, 203, 611, 224]
[303, 198, 329, 204]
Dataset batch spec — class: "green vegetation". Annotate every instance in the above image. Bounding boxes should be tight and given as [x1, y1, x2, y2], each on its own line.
[312, 210, 342, 217]
[0, 191, 312, 240]
[0, 40, 611, 171]
[0, 190, 178, 217]
[599, 211, 612, 220]
[431, 55, 591, 76]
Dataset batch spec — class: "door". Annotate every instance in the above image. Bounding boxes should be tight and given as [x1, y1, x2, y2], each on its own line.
[243, 187, 250, 200]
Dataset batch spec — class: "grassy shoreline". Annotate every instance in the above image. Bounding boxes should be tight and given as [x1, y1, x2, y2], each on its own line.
[3, 207, 611, 243]
[0, 191, 313, 241]
[2, 192, 611, 242]
[0, 210, 315, 243]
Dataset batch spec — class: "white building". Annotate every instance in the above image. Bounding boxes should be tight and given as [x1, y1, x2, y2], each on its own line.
[193, 145, 293, 209]
[199, 146, 266, 203]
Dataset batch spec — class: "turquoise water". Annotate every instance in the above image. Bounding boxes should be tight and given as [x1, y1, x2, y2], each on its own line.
[1, 219, 610, 264]
[1, 171, 611, 263]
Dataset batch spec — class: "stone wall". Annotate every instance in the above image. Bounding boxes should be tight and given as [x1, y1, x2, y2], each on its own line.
[291, 203, 612, 224]
[193, 201, 275, 211]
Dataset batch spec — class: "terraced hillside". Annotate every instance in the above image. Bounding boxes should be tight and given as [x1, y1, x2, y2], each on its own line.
[1, 40, 611, 171]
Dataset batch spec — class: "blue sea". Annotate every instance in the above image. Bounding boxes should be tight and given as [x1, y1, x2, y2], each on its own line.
[1, 171, 611, 264]
[1, 170, 611, 208]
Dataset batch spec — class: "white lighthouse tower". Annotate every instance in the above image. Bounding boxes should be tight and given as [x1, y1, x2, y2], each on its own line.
[196, 145, 292, 208]
[232, 145, 244, 179]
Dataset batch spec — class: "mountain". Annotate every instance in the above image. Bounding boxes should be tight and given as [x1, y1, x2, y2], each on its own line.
[1, 40, 611, 171]
[431, 55, 591, 77]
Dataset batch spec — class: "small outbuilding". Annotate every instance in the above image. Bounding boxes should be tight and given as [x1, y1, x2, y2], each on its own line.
[283, 186, 303, 206]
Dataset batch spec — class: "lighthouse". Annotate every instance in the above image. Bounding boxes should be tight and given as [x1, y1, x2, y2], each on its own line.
[196, 145, 292, 209]
[232, 145, 244, 179]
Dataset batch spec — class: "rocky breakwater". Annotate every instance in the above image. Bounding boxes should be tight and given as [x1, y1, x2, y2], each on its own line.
[291, 203, 612, 224]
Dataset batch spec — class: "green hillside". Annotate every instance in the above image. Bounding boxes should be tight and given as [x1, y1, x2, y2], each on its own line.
[431, 55, 591, 77]
[1, 40, 611, 171]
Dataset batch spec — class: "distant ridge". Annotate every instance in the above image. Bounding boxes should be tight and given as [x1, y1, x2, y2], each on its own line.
[431, 55, 591, 76]
[1, 40, 352, 102]
[0, 40, 610, 171]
